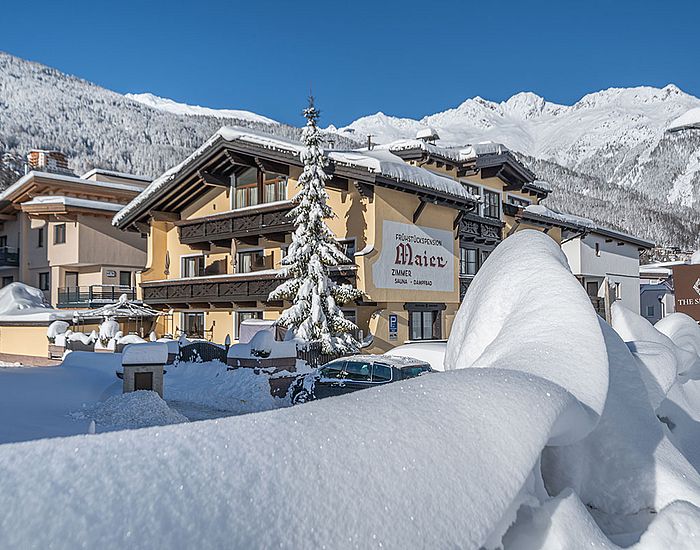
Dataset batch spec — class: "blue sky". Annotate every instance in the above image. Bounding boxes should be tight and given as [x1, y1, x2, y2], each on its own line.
[3, 0, 699, 127]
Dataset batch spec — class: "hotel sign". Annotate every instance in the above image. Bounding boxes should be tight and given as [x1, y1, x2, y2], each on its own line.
[672, 264, 700, 322]
[373, 221, 454, 292]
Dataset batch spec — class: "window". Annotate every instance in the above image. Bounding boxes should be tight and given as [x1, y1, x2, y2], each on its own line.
[460, 248, 478, 276]
[0, 235, 6, 248]
[237, 250, 265, 273]
[401, 365, 431, 379]
[319, 360, 345, 379]
[119, 271, 131, 287]
[181, 255, 205, 278]
[235, 311, 263, 338]
[507, 195, 531, 208]
[233, 167, 259, 209]
[39, 272, 49, 291]
[337, 239, 356, 262]
[262, 173, 287, 204]
[37, 227, 44, 248]
[54, 223, 66, 244]
[343, 360, 372, 381]
[464, 183, 481, 215]
[647, 305, 655, 317]
[483, 190, 500, 219]
[409, 310, 441, 341]
[2, 276, 13, 287]
[481, 250, 491, 264]
[181, 312, 205, 339]
[372, 363, 393, 382]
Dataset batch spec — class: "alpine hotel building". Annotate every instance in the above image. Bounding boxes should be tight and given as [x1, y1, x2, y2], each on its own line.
[113, 127, 554, 354]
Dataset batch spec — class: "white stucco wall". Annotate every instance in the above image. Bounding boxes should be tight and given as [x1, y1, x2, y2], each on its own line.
[562, 233, 642, 313]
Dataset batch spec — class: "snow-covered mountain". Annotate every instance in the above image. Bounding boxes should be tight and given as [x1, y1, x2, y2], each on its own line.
[0, 50, 699, 249]
[125, 92, 278, 125]
[339, 86, 700, 210]
[0, 51, 358, 189]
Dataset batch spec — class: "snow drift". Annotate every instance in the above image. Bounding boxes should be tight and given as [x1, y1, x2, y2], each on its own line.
[1, 231, 700, 548]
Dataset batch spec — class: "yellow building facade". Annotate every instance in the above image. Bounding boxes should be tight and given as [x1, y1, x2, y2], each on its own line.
[114, 129, 552, 353]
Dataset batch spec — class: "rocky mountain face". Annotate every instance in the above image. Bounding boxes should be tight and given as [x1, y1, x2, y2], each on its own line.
[1, 50, 699, 248]
[338, 86, 700, 249]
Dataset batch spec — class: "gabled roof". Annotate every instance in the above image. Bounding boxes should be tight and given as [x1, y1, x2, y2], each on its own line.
[377, 139, 542, 195]
[114, 126, 479, 229]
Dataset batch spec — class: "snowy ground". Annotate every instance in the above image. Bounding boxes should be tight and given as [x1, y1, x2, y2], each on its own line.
[0, 352, 292, 444]
[1, 230, 700, 548]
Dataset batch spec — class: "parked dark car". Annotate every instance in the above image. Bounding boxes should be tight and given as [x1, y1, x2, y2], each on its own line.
[291, 354, 433, 403]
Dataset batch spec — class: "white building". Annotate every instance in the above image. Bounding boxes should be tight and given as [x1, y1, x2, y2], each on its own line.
[561, 228, 654, 315]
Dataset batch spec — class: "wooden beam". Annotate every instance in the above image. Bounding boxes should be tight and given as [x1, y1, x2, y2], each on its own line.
[199, 170, 230, 188]
[453, 211, 465, 230]
[151, 210, 181, 222]
[225, 150, 256, 168]
[256, 158, 290, 175]
[413, 199, 428, 223]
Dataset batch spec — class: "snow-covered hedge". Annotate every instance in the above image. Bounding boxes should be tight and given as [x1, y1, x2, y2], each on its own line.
[2, 231, 700, 549]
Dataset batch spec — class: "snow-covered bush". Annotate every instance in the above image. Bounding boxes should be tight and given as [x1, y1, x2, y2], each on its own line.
[46, 320, 69, 343]
[98, 317, 120, 347]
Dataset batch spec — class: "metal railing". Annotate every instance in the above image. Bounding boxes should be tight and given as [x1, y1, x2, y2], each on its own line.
[57, 285, 136, 308]
[0, 246, 19, 267]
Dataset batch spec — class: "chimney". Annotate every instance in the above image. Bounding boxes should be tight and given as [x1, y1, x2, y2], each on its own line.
[26, 150, 73, 175]
[367, 134, 375, 150]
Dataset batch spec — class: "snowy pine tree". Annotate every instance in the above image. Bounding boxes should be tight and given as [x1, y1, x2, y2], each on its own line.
[269, 97, 363, 353]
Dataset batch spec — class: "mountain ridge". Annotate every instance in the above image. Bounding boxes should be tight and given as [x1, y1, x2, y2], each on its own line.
[0, 51, 698, 249]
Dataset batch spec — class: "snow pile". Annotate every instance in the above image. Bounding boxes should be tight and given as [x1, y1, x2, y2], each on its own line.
[385, 341, 446, 371]
[0, 282, 72, 322]
[2, 231, 700, 548]
[117, 333, 146, 345]
[122, 342, 169, 365]
[166, 360, 290, 414]
[227, 330, 297, 360]
[70, 391, 187, 432]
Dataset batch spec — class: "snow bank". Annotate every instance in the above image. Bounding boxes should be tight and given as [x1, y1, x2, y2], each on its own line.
[166, 360, 289, 414]
[47, 320, 69, 339]
[445, 230, 609, 442]
[70, 391, 187, 432]
[2, 230, 700, 548]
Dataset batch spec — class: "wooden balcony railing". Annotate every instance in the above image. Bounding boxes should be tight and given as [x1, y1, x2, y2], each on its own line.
[458, 213, 503, 244]
[177, 201, 294, 245]
[141, 267, 356, 307]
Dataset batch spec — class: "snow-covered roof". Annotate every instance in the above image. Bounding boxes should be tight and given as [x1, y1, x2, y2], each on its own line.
[73, 295, 165, 319]
[523, 204, 654, 247]
[667, 107, 700, 132]
[81, 168, 151, 183]
[114, 126, 478, 227]
[22, 196, 124, 213]
[327, 149, 477, 201]
[0, 170, 145, 207]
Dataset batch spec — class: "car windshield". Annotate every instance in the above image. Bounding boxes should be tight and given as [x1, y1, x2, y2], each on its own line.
[319, 361, 345, 379]
[401, 365, 430, 379]
[343, 360, 372, 381]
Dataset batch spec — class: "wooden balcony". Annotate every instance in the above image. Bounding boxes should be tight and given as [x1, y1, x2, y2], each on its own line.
[141, 267, 356, 308]
[177, 201, 294, 246]
[458, 213, 503, 244]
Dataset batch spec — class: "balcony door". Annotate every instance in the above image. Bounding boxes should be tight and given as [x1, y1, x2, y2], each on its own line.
[65, 271, 78, 289]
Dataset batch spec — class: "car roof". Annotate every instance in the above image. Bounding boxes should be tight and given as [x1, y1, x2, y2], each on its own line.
[326, 354, 430, 368]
